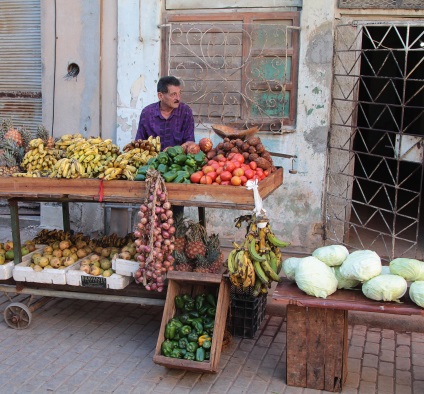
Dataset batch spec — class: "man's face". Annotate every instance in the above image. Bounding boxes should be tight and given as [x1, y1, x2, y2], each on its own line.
[158, 85, 181, 110]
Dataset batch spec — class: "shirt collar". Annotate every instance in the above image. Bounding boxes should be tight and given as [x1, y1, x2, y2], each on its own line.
[155, 101, 180, 120]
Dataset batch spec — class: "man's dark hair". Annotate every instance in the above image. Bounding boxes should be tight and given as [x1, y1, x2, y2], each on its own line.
[157, 76, 180, 93]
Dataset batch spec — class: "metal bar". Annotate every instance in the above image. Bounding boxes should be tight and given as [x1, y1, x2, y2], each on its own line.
[198, 207, 206, 228]
[9, 200, 22, 265]
[0, 285, 166, 306]
[62, 202, 70, 233]
[28, 297, 54, 313]
[269, 152, 297, 159]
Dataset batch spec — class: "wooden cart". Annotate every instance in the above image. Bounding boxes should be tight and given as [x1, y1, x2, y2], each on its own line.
[0, 169, 283, 328]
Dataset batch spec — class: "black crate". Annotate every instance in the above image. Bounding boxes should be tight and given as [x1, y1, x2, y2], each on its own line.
[228, 291, 267, 338]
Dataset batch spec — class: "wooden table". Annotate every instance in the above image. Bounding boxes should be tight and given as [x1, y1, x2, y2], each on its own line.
[272, 279, 424, 392]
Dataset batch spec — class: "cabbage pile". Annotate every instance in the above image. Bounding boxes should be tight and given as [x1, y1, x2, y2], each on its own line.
[339, 250, 382, 282]
[389, 258, 424, 281]
[409, 281, 424, 308]
[362, 274, 407, 302]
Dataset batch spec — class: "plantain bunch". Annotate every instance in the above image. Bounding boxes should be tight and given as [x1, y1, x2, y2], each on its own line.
[54, 133, 84, 151]
[12, 170, 46, 178]
[227, 214, 290, 296]
[49, 157, 86, 179]
[20, 138, 58, 173]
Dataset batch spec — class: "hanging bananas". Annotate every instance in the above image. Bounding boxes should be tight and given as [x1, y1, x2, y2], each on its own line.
[226, 214, 290, 296]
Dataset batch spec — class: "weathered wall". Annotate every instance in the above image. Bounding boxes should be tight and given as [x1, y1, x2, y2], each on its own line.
[116, 0, 336, 253]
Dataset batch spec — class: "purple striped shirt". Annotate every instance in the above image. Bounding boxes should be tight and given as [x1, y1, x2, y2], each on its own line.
[135, 101, 195, 150]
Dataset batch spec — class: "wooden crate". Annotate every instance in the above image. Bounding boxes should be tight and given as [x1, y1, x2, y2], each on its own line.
[153, 271, 230, 373]
[286, 305, 348, 392]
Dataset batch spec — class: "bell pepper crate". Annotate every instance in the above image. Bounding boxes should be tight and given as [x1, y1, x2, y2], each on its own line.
[66, 256, 133, 289]
[153, 271, 230, 373]
[12, 246, 79, 285]
[111, 257, 139, 277]
[0, 244, 46, 280]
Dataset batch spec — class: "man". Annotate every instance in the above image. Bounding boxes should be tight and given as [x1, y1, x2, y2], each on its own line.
[135, 76, 195, 150]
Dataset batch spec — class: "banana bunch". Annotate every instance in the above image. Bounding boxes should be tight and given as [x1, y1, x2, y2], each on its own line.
[227, 214, 290, 296]
[21, 139, 58, 173]
[49, 158, 85, 178]
[12, 171, 46, 178]
[54, 133, 84, 150]
[123, 136, 161, 153]
[99, 166, 125, 180]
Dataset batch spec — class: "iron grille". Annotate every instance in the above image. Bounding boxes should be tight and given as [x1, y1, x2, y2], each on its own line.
[339, 0, 424, 9]
[327, 22, 424, 261]
[164, 15, 300, 132]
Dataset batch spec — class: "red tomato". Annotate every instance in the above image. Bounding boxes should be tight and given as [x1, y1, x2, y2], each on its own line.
[202, 165, 215, 174]
[223, 161, 236, 173]
[220, 171, 233, 182]
[210, 162, 220, 170]
[232, 153, 245, 164]
[215, 175, 222, 184]
[207, 171, 217, 182]
[232, 168, 244, 177]
[200, 175, 213, 185]
[249, 161, 257, 170]
[241, 163, 250, 171]
[215, 167, 224, 175]
[221, 180, 230, 185]
[212, 182, 220, 185]
[263, 170, 270, 177]
[208, 160, 218, 166]
[230, 176, 242, 186]
[216, 154, 226, 162]
[232, 161, 241, 169]
[190, 171, 203, 183]
[227, 152, 236, 161]
[244, 169, 254, 179]
[218, 161, 226, 167]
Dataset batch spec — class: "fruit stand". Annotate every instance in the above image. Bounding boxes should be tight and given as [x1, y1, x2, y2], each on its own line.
[0, 169, 283, 328]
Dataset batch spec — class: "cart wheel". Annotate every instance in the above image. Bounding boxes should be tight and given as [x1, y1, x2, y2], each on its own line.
[3, 302, 32, 329]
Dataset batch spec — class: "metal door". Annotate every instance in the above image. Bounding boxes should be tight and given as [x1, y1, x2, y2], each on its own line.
[326, 21, 424, 261]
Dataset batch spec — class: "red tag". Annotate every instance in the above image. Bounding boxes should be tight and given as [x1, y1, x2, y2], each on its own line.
[98, 179, 104, 202]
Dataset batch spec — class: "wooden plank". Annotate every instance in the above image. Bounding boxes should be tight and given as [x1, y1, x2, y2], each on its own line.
[272, 278, 424, 316]
[286, 305, 307, 387]
[0, 168, 283, 209]
[167, 271, 222, 283]
[306, 307, 325, 389]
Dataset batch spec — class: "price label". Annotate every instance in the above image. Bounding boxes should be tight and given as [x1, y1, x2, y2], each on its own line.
[81, 275, 107, 288]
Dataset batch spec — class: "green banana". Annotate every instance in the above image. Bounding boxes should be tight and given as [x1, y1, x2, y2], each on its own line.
[267, 231, 291, 248]
[253, 260, 269, 284]
[260, 257, 282, 283]
[248, 238, 266, 262]
[268, 251, 278, 273]
[226, 249, 238, 273]
[252, 279, 263, 297]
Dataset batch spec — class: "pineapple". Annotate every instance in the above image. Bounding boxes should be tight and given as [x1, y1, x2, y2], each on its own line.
[173, 250, 193, 272]
[3, 118, 23, 147]
[36, 125, 55, 148]
[184, 222, 207, 259]
[173, 214, 193, 254]
[194, 234, 224, 273]
[0, 151, 19, 176]
[194, 254, 212, 273]
[20, 127, 33, 151]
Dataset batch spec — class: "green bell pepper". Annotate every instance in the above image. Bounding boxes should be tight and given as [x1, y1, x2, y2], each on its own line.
[173, 145, 184, 155]
[169, 164, 182, 171]
[170, 348, 183, 359]
[194, 151, 206, 165]
[169, 318, 183, 329]
[182, 164, 195, 175]
[164, 322, 177, 340]
[183, 299, 195, 312]
[186, 341, 198, 353]
[134, 174, 146, 181]
[195, 347, 206, 362]
[170, 340, 179, 349]
[157, 163, 168, 174]
[136, 164, 150, 175]
[203, 318, 215, 331]
[161, 340, 174, 357]
[202, 340, 212, 350]
[188, 311, 200, 319]
[184, 351, 195, 361]
[178, 337, 188, 349]
[179, 313, 190, 324]
[163, 170, 178, 183]
[187, 331, 199, 343]
[166, 147, 177, 158]
[195, 294, 206, 311]
[198, 334, 211, 346]
[179, 325, 192, 336]
[173, 154, 188, 165]
[206, 294, 216, 307]
[183, 178, 191, 184]
[173, 174, 186, 183]
[157, 152, 169, 164]
[205, 351, 210, 360]
[175, 295, 185, 310]
[190, 318, 204, 335]
[207, 307, 216, 318]
[184, 157, 197, 168]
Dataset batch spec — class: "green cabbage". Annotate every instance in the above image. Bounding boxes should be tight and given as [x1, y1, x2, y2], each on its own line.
[312, 245, 349, 267]
[389, 258, 424, 281]
[409, 281, 424, 308]
[282, 257, 302, 281]
[294, 256, 338, 298]
[333, 266, 360, 289]
[339, 250, 382, 282]
[362, 274, 407, 302]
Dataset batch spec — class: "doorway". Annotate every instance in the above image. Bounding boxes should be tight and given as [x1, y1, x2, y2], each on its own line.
[327, 22, 424, 261]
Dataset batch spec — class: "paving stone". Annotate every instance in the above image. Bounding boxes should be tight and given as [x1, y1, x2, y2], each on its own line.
[382, 329, 395, 339]
[361, 366, 378, 382]
[396, 370, 412, 386]
[380, 349, 395, 363]
[377, 374, 394, 393]
[396, 356, 411, 371]
[411, 332, 424, 343]
[363, 353, 379, 368]
[379, 361, 394, 377]
[350, 335, 366, 347]
[397, 333, 411, 346]
[348, 357, 362, 373]
[364, 341, 380, 355]
[344, 372, 360, 389]
[396, 345, 410, 358]
[395, 384, 412, 394]
[348, 345, 363, 359]
[366, 331, 381, 343]
[411, 341, 424, 354]
[358, 380, 377, 393]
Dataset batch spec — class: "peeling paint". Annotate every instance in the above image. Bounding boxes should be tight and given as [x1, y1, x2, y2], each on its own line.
[312, 87, 322, 94]
[304, 126, 327, 153]
[316, 104, 324, 109]
[130, 75, 146, 108]
[307, 108, 314, 115]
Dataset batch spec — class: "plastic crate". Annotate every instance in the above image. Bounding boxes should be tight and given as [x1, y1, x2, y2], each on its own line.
[228, 290, 267, 338]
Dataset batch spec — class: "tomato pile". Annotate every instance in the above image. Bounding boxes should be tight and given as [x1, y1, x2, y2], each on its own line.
[189, 152, 270, 186]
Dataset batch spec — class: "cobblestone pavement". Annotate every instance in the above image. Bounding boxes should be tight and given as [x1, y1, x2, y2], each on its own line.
[0, 293, 422, 394]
